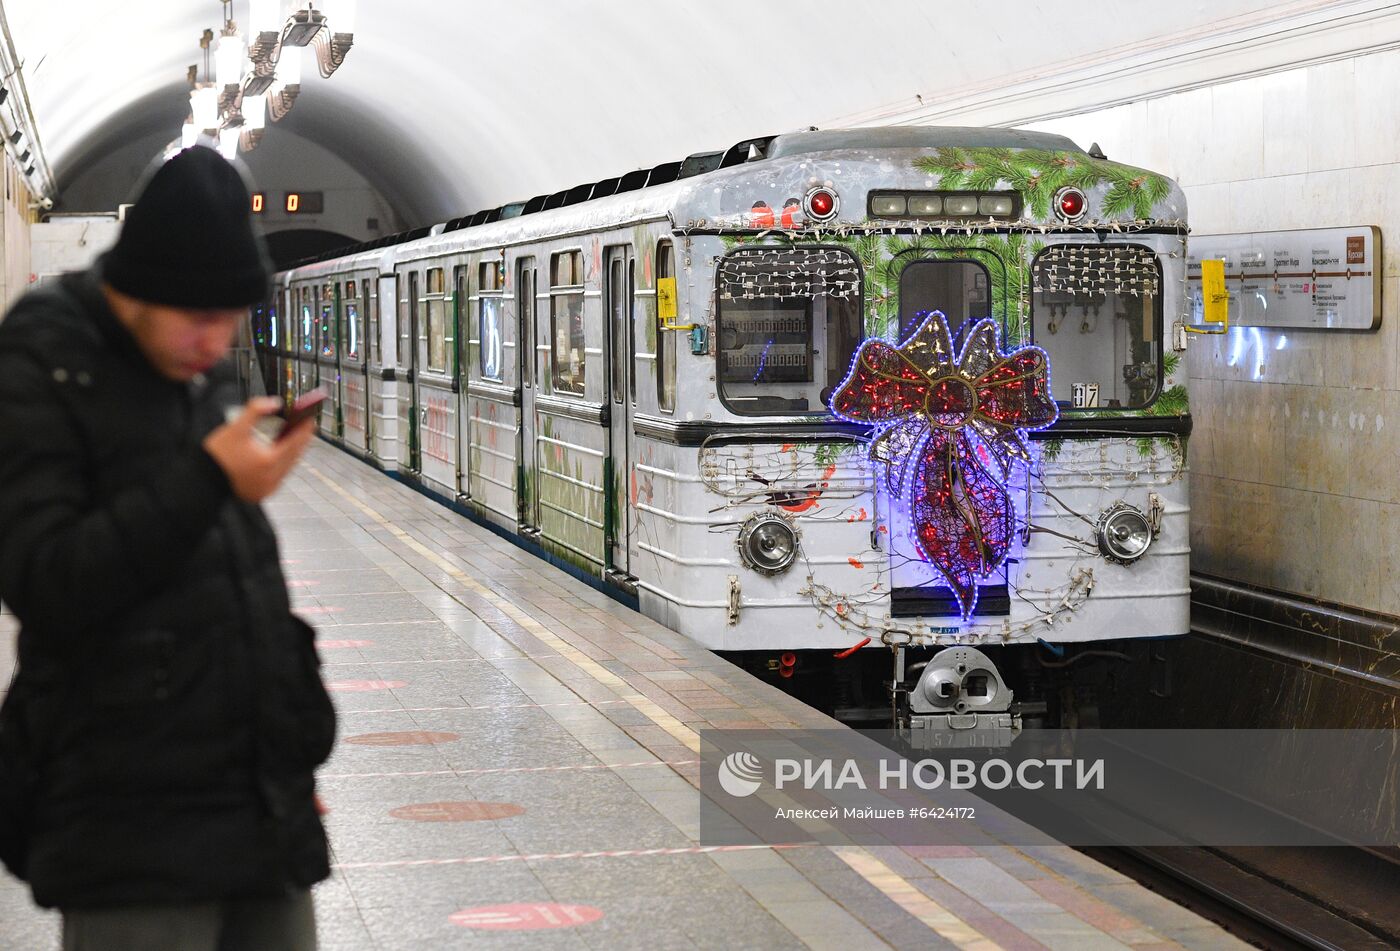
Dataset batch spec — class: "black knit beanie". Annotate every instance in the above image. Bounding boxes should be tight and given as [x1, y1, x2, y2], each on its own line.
[101, 146, 271, 308]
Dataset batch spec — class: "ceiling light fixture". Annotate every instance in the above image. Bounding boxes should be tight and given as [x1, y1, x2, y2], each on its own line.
[172, 1, 356, 160]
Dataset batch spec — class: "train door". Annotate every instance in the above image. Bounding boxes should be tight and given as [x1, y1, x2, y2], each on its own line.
[299, 286, 318, 403]
[282, 286, 296, 404]
[375, 273, 397, 466]
[397, 270, 421, 473]
[453, 265, 467, 498]
[516, 257, 540, 532]
[339, 279, 368, 450]
[415, 266, 456, 492]
[320, 283, 340, 436]
[886, 251, 1012, 612]
[361, 278, 374, 452]
[604, 246, 635, 580]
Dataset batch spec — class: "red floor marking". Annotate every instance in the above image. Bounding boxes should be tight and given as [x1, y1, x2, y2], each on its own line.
[390, 801, 525, 822]
[339, 842, 813, 871]
[296, 605, 343, 615]
[325, 679, 407, 692]
[287, 579, 321, 588]
[450, 903, 603, 930]
[320, 758, 698, 780]
[315, 639, 376, 649]
[342, 730, 460, 746]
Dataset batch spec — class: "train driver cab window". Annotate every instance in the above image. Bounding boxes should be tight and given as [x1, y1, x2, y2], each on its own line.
[550, 250, 585, 395]
[656, 241, 676, 412]
[1031, 245, 1162, 410]
[344, 280, 360, 361]
[478, 259, 504, 381]
[319, 285, 335, 357]
[898, 260, 991, 343]
[425, 267, 448, 372]
[716, 247, 863, 416]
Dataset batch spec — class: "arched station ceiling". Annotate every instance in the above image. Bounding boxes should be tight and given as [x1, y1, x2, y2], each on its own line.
[3, 0, 1363, 227]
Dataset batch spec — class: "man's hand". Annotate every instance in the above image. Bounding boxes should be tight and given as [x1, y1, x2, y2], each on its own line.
[203, 397, 316, 502]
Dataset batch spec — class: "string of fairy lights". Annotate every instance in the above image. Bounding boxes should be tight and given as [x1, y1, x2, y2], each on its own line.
[660, 203, 1194, 646]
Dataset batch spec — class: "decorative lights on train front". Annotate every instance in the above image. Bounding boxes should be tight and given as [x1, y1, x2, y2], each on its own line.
[737, 512, 800, 576]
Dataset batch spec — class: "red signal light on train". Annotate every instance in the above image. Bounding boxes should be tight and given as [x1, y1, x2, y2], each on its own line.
[804, 187, 838, 221]
[1055, 187, 1087, 221]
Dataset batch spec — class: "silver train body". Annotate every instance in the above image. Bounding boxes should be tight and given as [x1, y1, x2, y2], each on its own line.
[253, 127, 1192, 727]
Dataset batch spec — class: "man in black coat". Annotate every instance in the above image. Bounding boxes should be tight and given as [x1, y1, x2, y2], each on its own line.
[0, 146, 335, 950]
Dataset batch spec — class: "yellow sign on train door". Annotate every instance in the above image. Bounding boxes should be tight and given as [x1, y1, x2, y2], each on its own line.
[657, 277, 678, 324]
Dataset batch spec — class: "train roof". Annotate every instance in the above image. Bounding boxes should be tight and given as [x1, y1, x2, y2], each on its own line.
[281, 125, 1183, 279]
[765, 126, 1084, 158]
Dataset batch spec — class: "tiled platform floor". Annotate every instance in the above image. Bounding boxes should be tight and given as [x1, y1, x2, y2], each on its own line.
[0, 442, 1253, 950]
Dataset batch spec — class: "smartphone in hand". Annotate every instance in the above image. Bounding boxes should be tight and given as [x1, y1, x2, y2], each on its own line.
[277, 390, 328, 440]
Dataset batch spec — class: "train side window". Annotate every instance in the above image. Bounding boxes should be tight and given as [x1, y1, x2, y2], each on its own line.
[1031, 245, 1162, 410]
[656, 241, 675, 412]
[319, 285, 335, 357]
[366, 279, 379, 364]
[479, 260, 504, 381]
[628, 258, 637, 405]
[608, 255, 626, 404]
[425, 267, 447, 372]
[344, 280, 360, 361]
[517, 258, 535, 388]
[301, 290, 314, 354]
[550, 250, 585, 396]
[715, 246, 862, 416]
[400, 272, 416, 368]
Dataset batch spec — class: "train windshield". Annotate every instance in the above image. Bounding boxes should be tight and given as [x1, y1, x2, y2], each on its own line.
[716, 247, 862, 416]
[1031, 244, 1162, 410]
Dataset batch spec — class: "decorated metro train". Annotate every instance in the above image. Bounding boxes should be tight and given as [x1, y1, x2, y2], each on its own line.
[251, 127, 1193, 732]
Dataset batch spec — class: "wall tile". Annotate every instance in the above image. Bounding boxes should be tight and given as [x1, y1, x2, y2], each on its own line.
[1305, 59, 1358, 172]
[1353, 53, 1400, 168]
[1207, 80, 1265, 184]
[1315, 494, 1380, 611]
[1342, 389, 1394, 502]
[1260, 69, 1309, 178]
[1271, 486, 1322, 597]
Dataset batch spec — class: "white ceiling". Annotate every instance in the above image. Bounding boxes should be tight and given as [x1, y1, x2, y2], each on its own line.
[3, 0, 1334, 224]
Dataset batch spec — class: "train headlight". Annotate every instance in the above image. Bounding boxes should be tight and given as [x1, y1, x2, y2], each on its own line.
[979, 194, 1015, 216]
[737, 512, 799, 576]
[1096, 503, 1153, 564]
[1055, 186, 1087, 222]
[803, 187, 839, 222]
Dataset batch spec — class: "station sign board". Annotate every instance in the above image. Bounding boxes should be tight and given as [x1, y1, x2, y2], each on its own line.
[1186, 226, 1381, 330]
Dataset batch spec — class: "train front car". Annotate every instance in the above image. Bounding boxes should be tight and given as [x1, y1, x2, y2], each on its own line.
[658, 128, 1190, 732]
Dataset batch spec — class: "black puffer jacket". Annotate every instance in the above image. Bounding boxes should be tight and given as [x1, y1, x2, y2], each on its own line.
[0, 270, 336, 909]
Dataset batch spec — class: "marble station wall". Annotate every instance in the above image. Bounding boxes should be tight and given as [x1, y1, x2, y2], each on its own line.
[1023, 51, 1400, 617]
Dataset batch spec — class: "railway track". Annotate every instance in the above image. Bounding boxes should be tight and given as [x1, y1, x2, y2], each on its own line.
[1083, 846, 1400, 951]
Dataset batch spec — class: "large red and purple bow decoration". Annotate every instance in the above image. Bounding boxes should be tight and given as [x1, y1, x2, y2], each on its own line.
[830, 312, 1058, 618]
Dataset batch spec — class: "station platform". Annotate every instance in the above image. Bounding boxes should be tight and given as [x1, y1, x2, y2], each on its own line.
[0, 442, 1252, 950]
